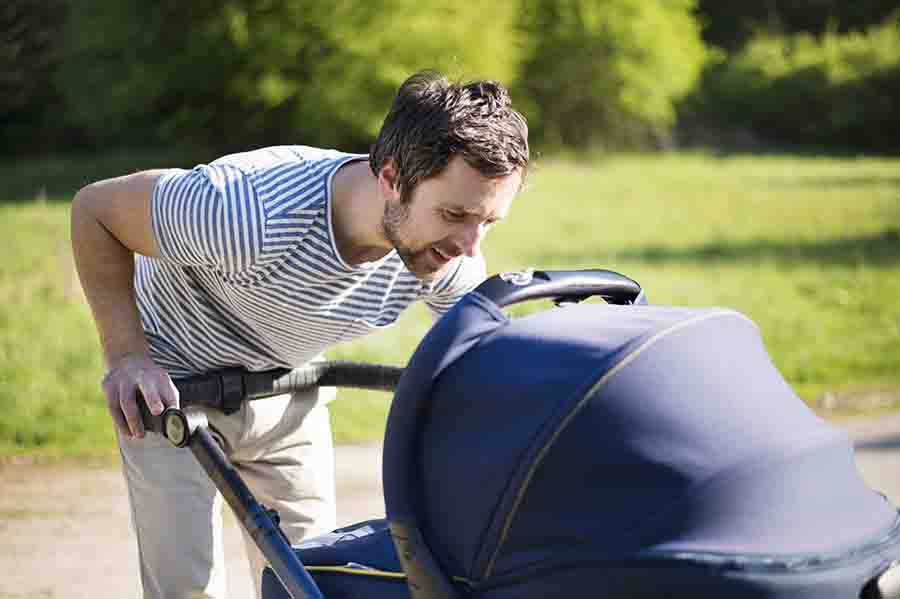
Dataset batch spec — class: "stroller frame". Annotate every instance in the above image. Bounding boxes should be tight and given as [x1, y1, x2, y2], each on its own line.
[140, 269, 644, 599]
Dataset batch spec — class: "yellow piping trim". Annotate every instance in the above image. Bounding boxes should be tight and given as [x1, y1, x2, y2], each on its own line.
[307, 565, 406, 579]
[305, 565, 470, 585]
[483, 310, 751, 577]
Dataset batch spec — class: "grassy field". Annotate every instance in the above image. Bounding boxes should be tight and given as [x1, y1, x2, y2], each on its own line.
[2, 152, 898, 457]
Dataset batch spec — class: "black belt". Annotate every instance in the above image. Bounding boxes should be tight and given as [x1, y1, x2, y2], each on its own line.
[174, 361, 404, 414]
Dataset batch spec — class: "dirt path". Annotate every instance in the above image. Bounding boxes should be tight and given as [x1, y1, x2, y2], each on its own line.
[3, 415, 900, 599]
[0, 445, 383, 599]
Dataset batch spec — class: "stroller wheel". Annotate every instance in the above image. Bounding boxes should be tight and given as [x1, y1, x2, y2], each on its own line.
[862, 561, 900, 599]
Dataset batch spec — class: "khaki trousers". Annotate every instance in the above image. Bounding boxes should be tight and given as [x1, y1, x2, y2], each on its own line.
[118, 388, 337, 599]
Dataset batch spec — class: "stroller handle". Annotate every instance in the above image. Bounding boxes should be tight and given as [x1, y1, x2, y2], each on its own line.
[244, 361, 404, 398]
[474, 268, 645, 308]
[165, 361, 404, 414]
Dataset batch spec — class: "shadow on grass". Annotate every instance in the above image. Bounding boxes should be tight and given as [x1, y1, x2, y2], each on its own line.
[0, 149, 211, 202]
[535, 230, 900, 267]
[759, 175, 900, 191]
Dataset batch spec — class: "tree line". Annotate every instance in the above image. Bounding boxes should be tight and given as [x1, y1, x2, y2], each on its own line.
[3, 0, 898, 157]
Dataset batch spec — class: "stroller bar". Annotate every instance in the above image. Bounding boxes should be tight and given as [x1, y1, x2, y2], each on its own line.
[189, 426, 325, 599]
[138, 362, 403, 596]
[135, 401, 324, 599]
[474, 268, 644, 308]
[172, 361, 404, 414]
[245, 361, 404, 398]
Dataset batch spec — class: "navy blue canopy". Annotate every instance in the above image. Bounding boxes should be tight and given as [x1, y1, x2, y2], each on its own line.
[382, 291, 900, 596]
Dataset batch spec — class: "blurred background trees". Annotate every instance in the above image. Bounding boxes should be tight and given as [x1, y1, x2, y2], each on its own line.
[515, 0, 707, 150]
[695, 0, 900, 52]
[1, 0, 71, 153]
[55, 0, 520, 153]
[2, 0, 898, 157]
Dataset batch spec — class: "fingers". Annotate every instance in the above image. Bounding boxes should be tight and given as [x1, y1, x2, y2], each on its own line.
[103, 380, 130, 437]
[119, 382, 145, 438]
[136, 372, 166, 417]
[137, 371, 180, 412]
[159, 374, 180, 410]
[101, 355, 176, 439]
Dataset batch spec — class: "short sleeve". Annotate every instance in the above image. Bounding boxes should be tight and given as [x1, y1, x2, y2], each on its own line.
[151, 164, 265, 273]
[423, 254, 488, 319]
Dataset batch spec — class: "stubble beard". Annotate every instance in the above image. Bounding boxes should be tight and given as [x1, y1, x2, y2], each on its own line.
[381, 200, 441, 281]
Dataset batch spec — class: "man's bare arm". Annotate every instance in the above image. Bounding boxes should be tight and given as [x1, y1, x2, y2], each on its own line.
[71, 171, 163, 362]
[70, 170, 178, 437]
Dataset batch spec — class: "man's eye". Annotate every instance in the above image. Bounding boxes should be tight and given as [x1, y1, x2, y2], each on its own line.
[444, 210, 466, 222]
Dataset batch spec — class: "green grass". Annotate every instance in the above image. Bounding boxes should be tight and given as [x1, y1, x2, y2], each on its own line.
[2, 152, 898, 456]
[1, 200, 109, 456]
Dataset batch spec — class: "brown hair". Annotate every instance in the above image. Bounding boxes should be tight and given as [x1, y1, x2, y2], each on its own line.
[370, 70, 529, 202]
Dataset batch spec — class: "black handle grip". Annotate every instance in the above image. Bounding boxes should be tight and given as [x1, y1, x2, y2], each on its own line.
[246, 361, 403, 398]
[164, 362, 405, 415]
[474, 268, 643, 309]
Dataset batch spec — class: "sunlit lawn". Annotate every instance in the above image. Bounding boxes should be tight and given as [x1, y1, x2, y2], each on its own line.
[2, 152, 898, 455]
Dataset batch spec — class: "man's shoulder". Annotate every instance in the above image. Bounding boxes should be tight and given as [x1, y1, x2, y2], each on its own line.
[208, 146, 364, 208]
[209, 145, 355, 172]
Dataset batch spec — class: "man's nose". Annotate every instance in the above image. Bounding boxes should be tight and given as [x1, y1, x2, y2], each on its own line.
[456, 222, 487, 258]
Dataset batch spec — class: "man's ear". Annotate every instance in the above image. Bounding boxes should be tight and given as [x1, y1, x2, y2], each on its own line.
[377, 159, 402, 203]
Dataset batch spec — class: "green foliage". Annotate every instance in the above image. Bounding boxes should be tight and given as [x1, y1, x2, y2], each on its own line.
[695, 0, 900, 52]
[685, 19, 900, 152]
[57, 0, 521, 153]
[6, 1, 900, 156]
[515, 0, 708, 150]
[0, 0, 69, 153]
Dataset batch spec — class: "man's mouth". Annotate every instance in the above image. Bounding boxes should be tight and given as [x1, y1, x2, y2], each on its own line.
[430, 247, 455, 263]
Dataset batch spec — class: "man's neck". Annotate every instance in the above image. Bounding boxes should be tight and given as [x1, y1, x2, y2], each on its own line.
[330, 160, 393, 266]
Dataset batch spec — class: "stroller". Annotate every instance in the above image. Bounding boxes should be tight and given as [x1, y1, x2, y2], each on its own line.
[142, 268, 900, 598]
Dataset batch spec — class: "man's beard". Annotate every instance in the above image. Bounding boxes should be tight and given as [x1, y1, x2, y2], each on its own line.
[381, 200, 442, 281]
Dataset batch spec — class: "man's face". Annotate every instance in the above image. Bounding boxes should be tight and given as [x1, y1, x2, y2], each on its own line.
[381, 156, 522, 281]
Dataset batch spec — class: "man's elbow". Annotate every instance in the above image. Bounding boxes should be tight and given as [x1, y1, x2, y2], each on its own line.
[72, 182, 97, 223]
[72, 181, 105, 218]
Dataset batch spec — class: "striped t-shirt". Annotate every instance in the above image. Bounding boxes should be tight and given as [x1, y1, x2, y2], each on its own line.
[134, 145, 486, 377]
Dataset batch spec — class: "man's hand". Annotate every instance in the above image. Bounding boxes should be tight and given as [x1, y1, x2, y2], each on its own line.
[101, 354, 179, 438]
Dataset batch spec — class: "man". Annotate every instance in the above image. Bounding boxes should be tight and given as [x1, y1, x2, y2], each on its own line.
[70, 70, 529, 598]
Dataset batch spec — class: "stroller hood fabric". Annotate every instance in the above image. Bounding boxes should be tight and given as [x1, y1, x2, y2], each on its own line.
[382, 292, 900, 593]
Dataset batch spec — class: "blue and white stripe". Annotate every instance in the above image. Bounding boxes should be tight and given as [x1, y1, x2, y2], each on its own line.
[136, 145, 486, 377]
